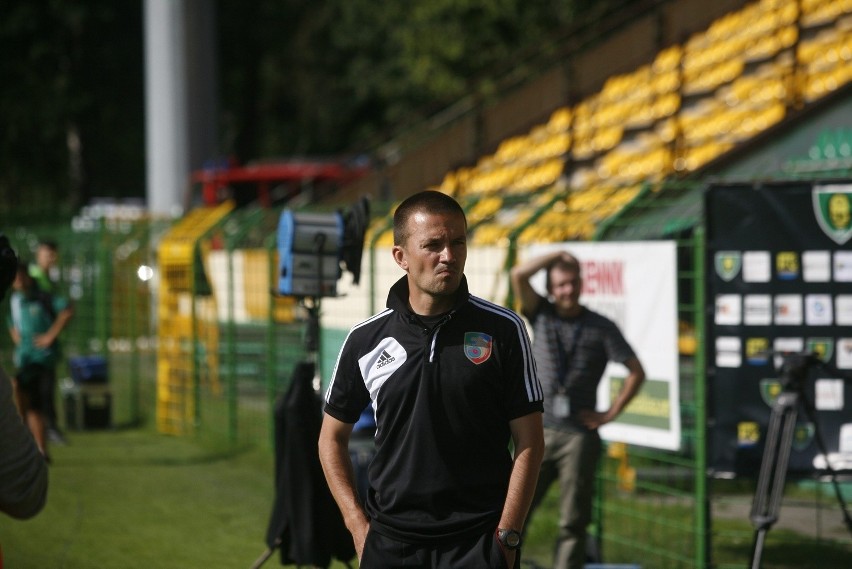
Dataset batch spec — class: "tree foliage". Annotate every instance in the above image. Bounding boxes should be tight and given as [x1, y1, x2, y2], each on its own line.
[0, 0, 144, 219]
[219, 0, 589, 161]
[1, 0, 593, 217]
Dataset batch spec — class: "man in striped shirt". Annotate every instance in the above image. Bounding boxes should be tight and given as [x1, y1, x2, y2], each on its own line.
[319, 191, 544, 569]
[511, 250, 645, 569]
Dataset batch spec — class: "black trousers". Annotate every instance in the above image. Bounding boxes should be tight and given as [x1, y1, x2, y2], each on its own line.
[360, 528, 521, 569]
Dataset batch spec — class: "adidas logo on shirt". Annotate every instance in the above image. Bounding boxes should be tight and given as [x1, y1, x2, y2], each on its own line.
[376, 350, 396, 369]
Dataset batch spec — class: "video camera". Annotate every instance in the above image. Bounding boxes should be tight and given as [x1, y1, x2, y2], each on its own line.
[0, 234, 18, 300]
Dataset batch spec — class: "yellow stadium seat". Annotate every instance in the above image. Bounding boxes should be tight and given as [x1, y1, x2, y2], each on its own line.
[547, 107, 572, 132]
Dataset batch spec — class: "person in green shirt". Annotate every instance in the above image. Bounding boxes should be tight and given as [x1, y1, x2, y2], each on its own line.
[28, 240, 59, 294]
[28, 240, 73, 444]
[8, 262, 72, 459]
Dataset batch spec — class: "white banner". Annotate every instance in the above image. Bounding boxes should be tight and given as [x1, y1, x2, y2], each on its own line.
[523, 241, 681, 451]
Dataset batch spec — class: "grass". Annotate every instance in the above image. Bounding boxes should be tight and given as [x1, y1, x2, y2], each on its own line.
[4, 425, 850, 568]
[2, 426, 283, 569]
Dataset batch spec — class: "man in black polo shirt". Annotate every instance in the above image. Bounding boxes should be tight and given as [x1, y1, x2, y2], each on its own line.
[319, 190, 544, 569]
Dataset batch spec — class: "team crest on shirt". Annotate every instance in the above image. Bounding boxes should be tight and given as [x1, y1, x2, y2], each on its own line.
[464, 332, 492, 364]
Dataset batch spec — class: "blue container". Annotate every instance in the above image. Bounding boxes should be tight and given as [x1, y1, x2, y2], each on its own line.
[69, 355, 108, 384]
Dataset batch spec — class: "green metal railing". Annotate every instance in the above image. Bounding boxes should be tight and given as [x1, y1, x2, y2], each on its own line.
[8, 184, 847, 568]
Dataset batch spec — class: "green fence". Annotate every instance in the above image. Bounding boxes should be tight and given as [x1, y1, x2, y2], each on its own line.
[5, 196, 849, 568]
[2, 216, 164, 428]
[592, 228, 709, 569]
[592, 180, 850, 568]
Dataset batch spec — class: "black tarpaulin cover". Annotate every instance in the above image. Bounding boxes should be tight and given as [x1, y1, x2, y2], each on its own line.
[264, 361, 355, 567]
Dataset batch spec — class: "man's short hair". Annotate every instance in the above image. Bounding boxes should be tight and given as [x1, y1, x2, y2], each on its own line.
[38, 240, 58, 252]
[393, 190, 467, 245]
[545, 252, 581, 291]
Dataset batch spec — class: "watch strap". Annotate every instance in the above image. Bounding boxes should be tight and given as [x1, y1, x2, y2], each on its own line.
[496, 528, 522, 550]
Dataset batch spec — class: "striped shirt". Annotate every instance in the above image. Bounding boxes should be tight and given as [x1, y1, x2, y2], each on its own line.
[527, 302, 635, 431]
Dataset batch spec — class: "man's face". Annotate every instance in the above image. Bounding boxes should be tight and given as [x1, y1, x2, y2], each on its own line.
[36, 246, 58, 269]
[548, 265, 582, 313]
[12, 271, 29, 291]
[393, 210, 467, 302]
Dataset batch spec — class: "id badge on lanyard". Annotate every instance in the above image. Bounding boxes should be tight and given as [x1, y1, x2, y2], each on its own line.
[553, 387, 570, 419]
[550, 313, 583, 420]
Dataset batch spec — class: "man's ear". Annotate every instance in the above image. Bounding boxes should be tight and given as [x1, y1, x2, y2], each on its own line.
[392, 245, 408, 271]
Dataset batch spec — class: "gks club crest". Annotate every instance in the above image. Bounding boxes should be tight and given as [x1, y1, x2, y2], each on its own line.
[464, 332, 492, 364]
[813, 185, 852, 245]
[715, 251, 742, 282]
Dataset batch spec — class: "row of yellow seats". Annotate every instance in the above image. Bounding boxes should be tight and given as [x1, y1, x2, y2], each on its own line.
[467, 196, 504, 224]
[492, 129, 569, 166]
[520, 210, 596, 243]
[585, 85, 680, 131]
[801, 27, 852, 72]
[696, 0, 791, 47]
[468, 189, 559, 245]
[587, 186, 642, 221]
[745, 24, 798, 61]
[453, 14, 805, 200]
[471, 214, 539, 246]
[683, 24, 793, 94]
[528, 131, 571, 163]
[502, 185, 639, 247]
[674, 140, 736, 172]
[596, 144, 673, 184]
[685, 4, 797, 72]
[464, 163, 524, 195]
[585, 68, 679, 127]
[458, 154, 566, 198]
[547, 107, 572, 132]
[436, 0, 847, 235]
[506, 158, 565, 194]
[493, 136, 532, 164]
[572, 125, 623, 160]
[713, 103, 787, 143]
[804, 64, 852, 101]
[482, 106, 573, 176]
[567, 186, 616, 213]
[719, 70, 787, 107]
[684, 57, 744, 94]
[801, 0, 852, 27]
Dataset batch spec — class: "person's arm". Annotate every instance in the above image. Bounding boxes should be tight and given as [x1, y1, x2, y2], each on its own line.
[510, 250, 568, 316]
[34, 305, 72, 349]
[498, 411, 544, 565]
[578, 356, 645, 430]
[0, 368, 48, 519]
[318, 414, 370, 560]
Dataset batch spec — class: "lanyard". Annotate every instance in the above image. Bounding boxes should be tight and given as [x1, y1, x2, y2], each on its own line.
[548, 313, 584, 389]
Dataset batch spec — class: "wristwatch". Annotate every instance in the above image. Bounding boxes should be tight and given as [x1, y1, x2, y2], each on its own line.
[496, 528, 522, 550]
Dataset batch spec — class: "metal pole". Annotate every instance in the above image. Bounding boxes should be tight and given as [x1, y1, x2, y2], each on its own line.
[143, 0, 190, 217]
[694, 225, 710, 569]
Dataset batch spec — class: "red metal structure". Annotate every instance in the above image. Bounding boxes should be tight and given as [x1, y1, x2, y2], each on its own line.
[191, 158, 371, 207]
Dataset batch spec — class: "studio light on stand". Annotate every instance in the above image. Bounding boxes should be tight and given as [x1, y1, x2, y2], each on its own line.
[276, 197, 370, 389]
[255, 199, 369, 569]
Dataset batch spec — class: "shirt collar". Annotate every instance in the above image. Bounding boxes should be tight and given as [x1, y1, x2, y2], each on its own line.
[386, 275, 470, 316]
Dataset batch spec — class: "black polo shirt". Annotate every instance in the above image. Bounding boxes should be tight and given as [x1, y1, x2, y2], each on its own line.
[324, 276, 543, 543]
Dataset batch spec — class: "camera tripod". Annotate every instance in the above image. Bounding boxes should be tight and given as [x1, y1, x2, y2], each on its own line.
[748, 353, 852, 569]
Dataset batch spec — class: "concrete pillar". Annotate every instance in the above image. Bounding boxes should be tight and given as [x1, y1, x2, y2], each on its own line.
[144, 0, 217, 217]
